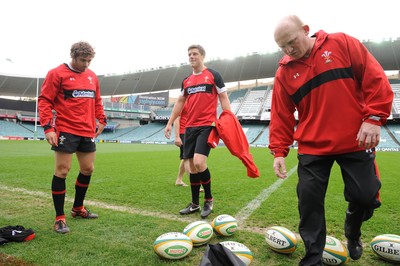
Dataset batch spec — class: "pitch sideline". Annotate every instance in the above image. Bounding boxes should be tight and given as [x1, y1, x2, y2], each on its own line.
[0, 166, 297, 235]
[0, 184, 195, 224]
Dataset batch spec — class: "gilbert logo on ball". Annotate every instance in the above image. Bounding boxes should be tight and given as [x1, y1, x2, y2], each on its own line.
[211, 214, 238, 236]
[322, 236, 349, 265]
[153, 232, 193, 260]
[183, 220, 213, 246]
[370, 234, 400, 263]
[265, 226, 297, 254]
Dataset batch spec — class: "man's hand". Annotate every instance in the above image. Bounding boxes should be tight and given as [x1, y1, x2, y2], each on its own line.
[356, 122, 380, 149]
[164, 124, 172, 139]
[273, 156, 287, 179]
[45, 131, 58, 147]
[95, 123, 106, 138]
[174, 136, 182, 147]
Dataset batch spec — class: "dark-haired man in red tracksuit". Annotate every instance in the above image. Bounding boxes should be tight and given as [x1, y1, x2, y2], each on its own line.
[165, 44, 231, 219]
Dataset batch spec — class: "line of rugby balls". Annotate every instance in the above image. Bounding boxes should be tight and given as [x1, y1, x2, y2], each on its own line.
[153, 214, 238, 260]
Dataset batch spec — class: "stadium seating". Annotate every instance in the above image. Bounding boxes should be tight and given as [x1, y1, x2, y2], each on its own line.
[100, 126, 138, 141]
[0, 120, 37, 138]
[380, 126, 400, 149]
[386, 123, 400, 143]
[242, 124, 265, 144]
[250, 126, 270, 147]
[1, 83, 400, 150]
[228, 89, 248, 115]
[116, 122, 166, 142]
[236, 88, 267, 117]
[391, 84, 400, 117]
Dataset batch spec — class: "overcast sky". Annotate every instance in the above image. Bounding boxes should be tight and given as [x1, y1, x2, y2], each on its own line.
[0, 0, 398, 77]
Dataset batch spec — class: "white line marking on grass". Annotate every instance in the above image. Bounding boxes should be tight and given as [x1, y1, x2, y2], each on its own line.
[0, 184, 195, 223]
[1, 165, 298, 237]
[235, 166, 297, 225]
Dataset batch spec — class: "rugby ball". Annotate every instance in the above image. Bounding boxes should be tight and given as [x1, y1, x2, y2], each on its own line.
[211, 214, 238, 236]
[322, 236, 349, 265]
[153, 232, 193, 260]
[265, 226, 297, 254]
[183, 220, 213, 246]
[220, 241, 253, 266]
[370, 234, 400, 263]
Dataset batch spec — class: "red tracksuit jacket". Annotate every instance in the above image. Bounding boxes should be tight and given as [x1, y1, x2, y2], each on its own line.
[269, 30, 393, 157]
[38, 63, 107, 138]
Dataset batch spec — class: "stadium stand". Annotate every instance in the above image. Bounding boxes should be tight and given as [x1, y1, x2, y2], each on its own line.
[100, 126, 138, 141]
[250, 125, 270, 147]
[391, 84, 400, 118]
[386, 123, 400, 143]
[380, 125, 400, 149]
[228, 88, 248, 115]
[260, 88, 273, 120]
[116, 122, 166, 143]
[241, 123, 265, 144]
[236, 87, 268, 119]
[0, 120, 37, 139]
[0, 39, 399, 148]
[152, 108, 172, 121]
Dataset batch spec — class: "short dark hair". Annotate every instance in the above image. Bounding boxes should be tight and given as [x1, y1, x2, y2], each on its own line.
[70, 41, 96, 59]
[188, 44, 206, 57]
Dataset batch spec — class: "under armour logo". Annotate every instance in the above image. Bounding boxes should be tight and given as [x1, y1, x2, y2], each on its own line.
[293, 73, 299, 79]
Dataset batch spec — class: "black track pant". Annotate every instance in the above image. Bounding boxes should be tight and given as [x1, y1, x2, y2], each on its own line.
[297, 149, 381, 266]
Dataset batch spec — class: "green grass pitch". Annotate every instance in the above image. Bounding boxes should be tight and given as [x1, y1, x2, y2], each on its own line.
[0, 140, 398, 265]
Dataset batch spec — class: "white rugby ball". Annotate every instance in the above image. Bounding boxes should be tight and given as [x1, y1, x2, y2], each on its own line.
[183, 220, 213, 246]
[211, 214, 238, 236]
[153, 232, 193, 260]
[322, 236, 349, 265]
[370, 234, 400, 263]
[265, 226, 297, 254]
[220, 241, 253, 266]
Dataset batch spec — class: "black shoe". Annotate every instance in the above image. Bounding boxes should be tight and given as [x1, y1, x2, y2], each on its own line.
[347, 238, 363, 260]
[0, 225, 35, 242]
[200, 200, 213, 219]
[179, 203, 200, 215]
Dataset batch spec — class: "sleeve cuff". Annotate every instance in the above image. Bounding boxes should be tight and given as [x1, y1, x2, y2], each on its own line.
[99, 118, 107, 125]
[364, 118, 382, 126]
[44, 128, 55, 134]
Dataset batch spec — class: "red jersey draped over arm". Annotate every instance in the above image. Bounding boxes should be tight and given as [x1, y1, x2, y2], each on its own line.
[208, 110, 260, 178]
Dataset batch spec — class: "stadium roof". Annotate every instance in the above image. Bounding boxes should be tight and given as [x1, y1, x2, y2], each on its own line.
[0, 38, 399, 98]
